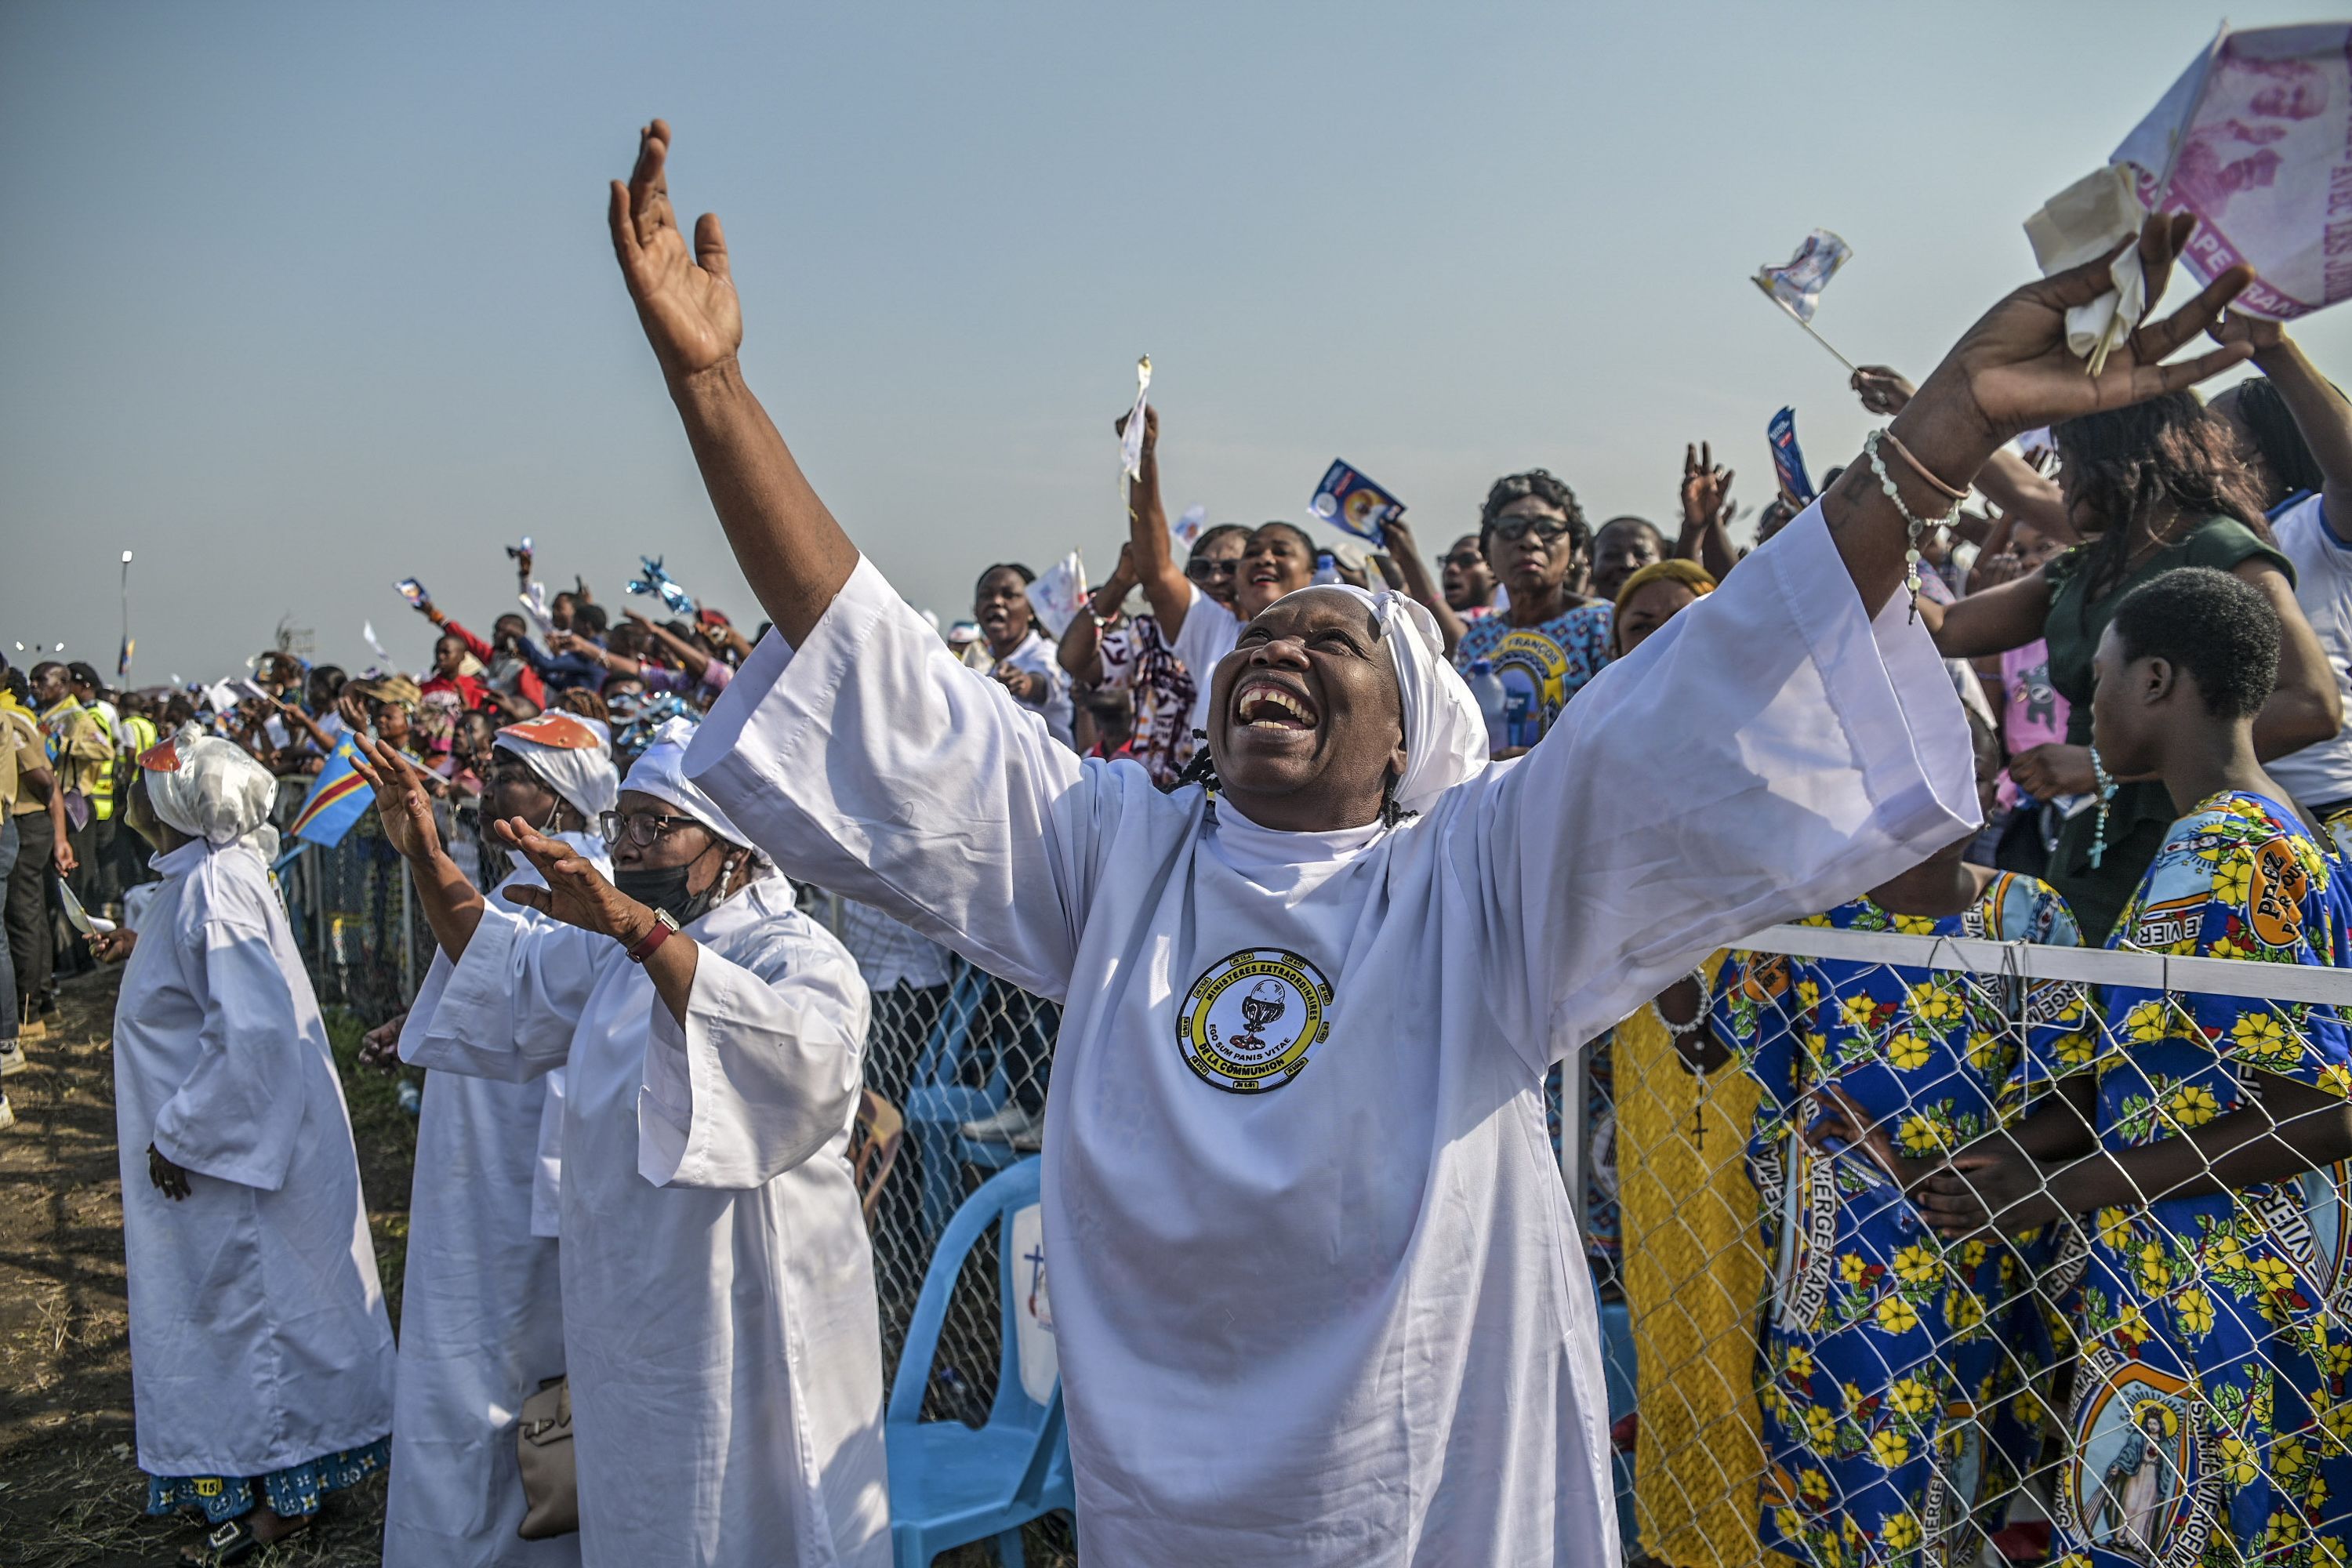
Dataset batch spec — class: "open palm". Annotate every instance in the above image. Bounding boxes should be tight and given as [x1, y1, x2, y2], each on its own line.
[610, 119, 742, 379]
[495, 818, 648, 943]
[349, 737, 442, 864]
[1929, 213, 2256, 446]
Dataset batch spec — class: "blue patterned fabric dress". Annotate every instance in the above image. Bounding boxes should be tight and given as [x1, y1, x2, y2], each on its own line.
[147, 1436, 390, 1526]
[1450, 601, 1613, 750]
[1713, 873, 2089, 1566]
[2046, 791, 2352, 1568]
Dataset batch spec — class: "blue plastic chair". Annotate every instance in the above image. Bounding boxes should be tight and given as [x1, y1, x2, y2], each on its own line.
[902, 964, 1058, 1240]
[887, 1158, 1074, 1566]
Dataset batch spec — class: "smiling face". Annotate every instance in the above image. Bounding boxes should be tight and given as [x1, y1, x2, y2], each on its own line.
[1439, 535, 1494, 612]
[1187, 531, 1247, 609]
[1236, 525, 1319, 618]
[975, 567, 1034, 657]
[1207, 587, 1406, 832]
[1485, 496, 1585, 602]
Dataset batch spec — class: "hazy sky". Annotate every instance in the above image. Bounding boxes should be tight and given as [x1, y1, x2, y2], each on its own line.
[7, 1, 2352, 684]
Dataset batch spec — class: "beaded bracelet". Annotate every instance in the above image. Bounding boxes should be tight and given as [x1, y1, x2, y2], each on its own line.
[1864, 430, 1964, 622]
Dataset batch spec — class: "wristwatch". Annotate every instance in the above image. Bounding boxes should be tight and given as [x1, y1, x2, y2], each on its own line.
[624, 909, 680, 964]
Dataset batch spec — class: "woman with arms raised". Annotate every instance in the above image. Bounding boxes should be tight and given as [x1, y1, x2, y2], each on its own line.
[611, 118, 2257, 1565]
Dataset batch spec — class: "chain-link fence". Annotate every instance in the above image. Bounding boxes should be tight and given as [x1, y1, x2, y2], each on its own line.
[274, 789, 2352, 1566]
[1588, 913, 2352, 1568]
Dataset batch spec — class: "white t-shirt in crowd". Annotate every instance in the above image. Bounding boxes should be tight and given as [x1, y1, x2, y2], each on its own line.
[2270, 493, 2352, 808]
[987, 629, 1075, 750]
[1169, 584, 1243, 741]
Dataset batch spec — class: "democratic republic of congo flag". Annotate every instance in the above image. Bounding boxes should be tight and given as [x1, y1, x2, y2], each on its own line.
[289, 734, 372, 847]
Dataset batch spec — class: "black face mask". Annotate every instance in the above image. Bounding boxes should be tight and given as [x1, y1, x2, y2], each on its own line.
[613, 858, 726, 927]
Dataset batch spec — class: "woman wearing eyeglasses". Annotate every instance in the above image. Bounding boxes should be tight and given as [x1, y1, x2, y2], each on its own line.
[1450, 470, 1612, 753]
[354, 717, 887, 1568]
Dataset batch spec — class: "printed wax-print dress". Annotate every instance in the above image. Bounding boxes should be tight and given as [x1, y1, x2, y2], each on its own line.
[1451, 601, 1613, 751]
[2051, 792, 2352, 1568]
[1714, 874, 2091, 1568]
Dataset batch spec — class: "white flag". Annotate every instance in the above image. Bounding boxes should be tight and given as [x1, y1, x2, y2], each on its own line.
[1120, 356, 1152, 482]
[2116, 24, 2352, 320]
[1754, 230, 1852, 323]
[1025, 552, 1090, 641]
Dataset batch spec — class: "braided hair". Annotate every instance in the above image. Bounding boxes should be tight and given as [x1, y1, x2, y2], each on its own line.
[1166, 733, 1413, 828]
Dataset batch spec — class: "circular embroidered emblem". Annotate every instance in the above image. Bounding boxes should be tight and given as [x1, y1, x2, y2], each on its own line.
[1174, 948, 1335, 1094]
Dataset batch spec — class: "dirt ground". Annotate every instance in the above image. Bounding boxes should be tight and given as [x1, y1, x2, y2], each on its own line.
[0, 964, 1069, 1568]
[0, 967, 408, 1568]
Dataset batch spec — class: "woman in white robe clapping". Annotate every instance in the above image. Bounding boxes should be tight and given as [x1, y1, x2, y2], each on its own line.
[383, 711, 619, 1568]
[351, 720, 889, 1568]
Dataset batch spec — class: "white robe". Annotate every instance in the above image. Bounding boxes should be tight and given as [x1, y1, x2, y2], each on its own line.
[411, 874, 891, 1568]
[383, 831, 609, 1568]
[111, 837, 397, 1479]
[685, 504, 1976, 1566]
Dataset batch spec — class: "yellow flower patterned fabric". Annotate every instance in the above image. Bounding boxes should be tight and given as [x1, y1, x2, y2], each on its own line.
[1717, 874, 2089, 1566]
[2054, 791, 2352, 1566]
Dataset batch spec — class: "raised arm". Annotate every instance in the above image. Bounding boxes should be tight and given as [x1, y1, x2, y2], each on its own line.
[1372, 517, 1465, 655]
[626, 608, 718, 674]
[2240, 557, 2345, 758]
[1852, 366, 2077, 543]
[1058, 546, 1137, 682]
[1117, 405, 1192, 633]
[1824, 216, 2252, 612]
[1676, 444, 1740, 582]
[351, 736, 487, 960]
[2218, 314, 2352, 540]
[611, 121, 858, 648]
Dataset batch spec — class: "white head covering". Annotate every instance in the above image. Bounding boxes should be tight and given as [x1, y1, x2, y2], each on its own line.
[138, 722, 282, 860]
[493, 712, 619, 821]
[621, 717, 751, 848]
[1262, 585, 1489, 818]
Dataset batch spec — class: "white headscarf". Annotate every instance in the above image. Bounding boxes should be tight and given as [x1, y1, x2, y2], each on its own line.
[493, 712, 620, 822]
[139, 722, 281, 860]
[1265, 585, 1490, 818]
[621, 717, 751, 848]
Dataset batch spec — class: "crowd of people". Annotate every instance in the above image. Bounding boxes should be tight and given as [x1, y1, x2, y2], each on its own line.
[16, 116, 2352, 1568]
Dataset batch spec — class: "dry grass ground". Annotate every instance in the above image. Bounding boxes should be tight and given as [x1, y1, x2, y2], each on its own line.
[0, 965, 1069, 1568]
[0, 967, 408, 1567]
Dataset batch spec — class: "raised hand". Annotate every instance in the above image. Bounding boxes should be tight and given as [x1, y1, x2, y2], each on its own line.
[1850, 365, 1915, 417]
[1904, 213, 2253, 470]
[495, 818, 657, 946]
[349, 736, 444, 865]
[2207, 308, 2285, 354]
[1679, 442, 1734, 529]
[610, 120, 742, 382]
